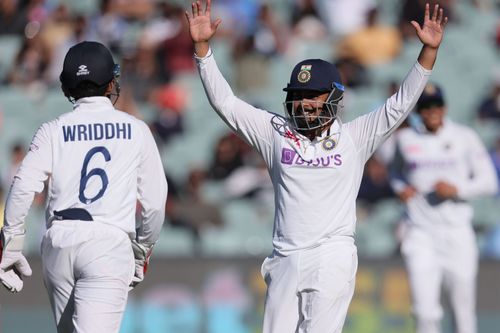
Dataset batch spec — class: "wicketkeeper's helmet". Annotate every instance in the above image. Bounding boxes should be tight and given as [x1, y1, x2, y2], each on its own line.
[283, 59, 344, 131]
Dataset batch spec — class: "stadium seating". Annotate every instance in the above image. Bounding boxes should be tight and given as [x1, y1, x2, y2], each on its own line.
[1, 0, 499, 258]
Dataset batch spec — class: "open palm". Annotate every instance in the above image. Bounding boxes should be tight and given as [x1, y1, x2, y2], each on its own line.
[411, 3, 448, 49]
[185, 0, 221, 43]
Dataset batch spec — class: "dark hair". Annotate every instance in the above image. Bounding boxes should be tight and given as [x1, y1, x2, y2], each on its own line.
[65, 80, 110, 100]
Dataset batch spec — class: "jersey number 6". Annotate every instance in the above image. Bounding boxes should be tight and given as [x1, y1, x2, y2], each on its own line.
[79, 146, 111, 204]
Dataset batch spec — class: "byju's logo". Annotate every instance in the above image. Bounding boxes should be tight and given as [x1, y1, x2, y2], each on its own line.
[76, 65, 90, 76]
[281, 148, 342, 167]
[281, 148, 296, 164]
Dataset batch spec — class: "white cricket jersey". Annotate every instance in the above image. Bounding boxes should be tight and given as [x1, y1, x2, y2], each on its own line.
[196, 49, 431, 255]
[391, 120, 498, 227]
[4, 97, 167, 246]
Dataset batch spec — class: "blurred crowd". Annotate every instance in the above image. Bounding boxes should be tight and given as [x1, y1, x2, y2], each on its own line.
[1, 0, 500, 257]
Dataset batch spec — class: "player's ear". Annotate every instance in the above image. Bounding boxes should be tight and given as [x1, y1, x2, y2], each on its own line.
[105, 81, 114, 96]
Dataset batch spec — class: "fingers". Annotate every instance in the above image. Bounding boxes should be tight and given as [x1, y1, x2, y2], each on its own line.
[431, 4, 438, 21]
[189, 0, 211, 19]
[212, 18, 222, 31]
[197, 1, 202, 17]
[441, 16, 449, 28]
[436, 8, 443, 25]
[205, 0, 212, 15]
[439, 11, 449, 29]
[425, 3, 440, 23]
[410, 20, 422, 34]
[423, 3, 448, 28]
[191, 2, 198, 17]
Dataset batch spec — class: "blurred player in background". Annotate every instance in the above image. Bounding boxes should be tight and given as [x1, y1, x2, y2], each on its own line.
[186, 0, 447, 332]
[0, 41, 167, 333]
[389, 83, 498, 333]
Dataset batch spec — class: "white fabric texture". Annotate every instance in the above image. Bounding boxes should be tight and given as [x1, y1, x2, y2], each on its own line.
[196, 49, 431, 333]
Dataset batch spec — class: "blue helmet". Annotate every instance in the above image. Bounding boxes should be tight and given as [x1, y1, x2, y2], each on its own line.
[283, 59, 345, 132]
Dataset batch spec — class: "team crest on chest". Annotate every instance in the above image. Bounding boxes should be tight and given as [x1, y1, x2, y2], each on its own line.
[322, 138, 336, 151]
[297, 65, 312, 83]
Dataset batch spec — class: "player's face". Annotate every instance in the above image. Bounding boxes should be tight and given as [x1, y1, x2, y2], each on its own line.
[419, 104, 446, 133]
[291, 91, 330, 124]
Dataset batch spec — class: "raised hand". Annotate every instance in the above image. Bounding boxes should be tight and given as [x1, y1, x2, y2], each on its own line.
[185, 0, 221, 44]
[412, 3, 448, 49]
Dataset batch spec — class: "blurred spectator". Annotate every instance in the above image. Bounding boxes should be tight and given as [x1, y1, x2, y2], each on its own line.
[150, 83, 186, 144]
[232, 34, 271, 92]
[2, 141, 26, 190]
[232, 3, 284, 92]
[334, 56, 369, 88]
[290, 0, 328, 41]
[490, 136, 500, 194]
[316, 0, 376, 37]
[337, 7, 402, 67]
[211, 0, 260, 38]
[399, 0, 455, 40]
[470, 0, 494, 11]
[113, 86, 141, 118]
[496, 19, 500, 49]
[120, 44, 161, 102]
[251, 3, 284, 56]
[139, 1, 183, 48]
[0, 0, 28, 35]
[0, 184, 4, 228]
[158, 4, 196, 80]
[208, 133, 247, 180]
[39, 5, 79, 85]
[111, 0, 154, 21]
[222, 151, 273, 213]
[87, 0, 128, 54]
[168, 168, 224, 253]
[482, 224, 500, 259]
[476, 74, 500, 122]
[357, 155, 395, 205]
[26, 0, 49, 26]
[5, 34, 50, 86]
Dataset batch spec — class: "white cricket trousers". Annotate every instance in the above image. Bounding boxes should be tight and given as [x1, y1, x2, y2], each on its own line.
[401, 225, 478, 333]
[41, 220, 135, 333]
[261, 237, 358, 333]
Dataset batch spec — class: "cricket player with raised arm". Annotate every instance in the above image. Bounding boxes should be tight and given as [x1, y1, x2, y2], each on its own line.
[0, 41, 167, 333]
[390, 83, 498, 333]
[186, 1, 447, 332]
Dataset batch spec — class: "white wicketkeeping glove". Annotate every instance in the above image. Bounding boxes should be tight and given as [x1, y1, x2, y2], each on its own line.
[0, 230, 32, 293]
[129, 240, 153, 289]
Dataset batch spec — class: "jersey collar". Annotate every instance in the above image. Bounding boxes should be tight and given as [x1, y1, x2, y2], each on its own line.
[73, 96, 113, 110]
